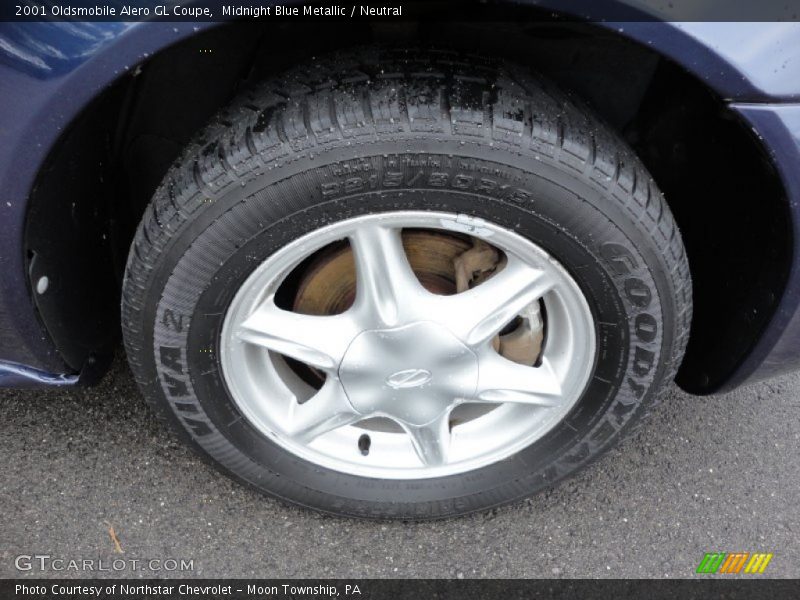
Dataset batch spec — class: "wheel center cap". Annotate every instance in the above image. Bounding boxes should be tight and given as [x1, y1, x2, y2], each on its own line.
[385, 368, 433, 389]
[339, 321, 478, 425]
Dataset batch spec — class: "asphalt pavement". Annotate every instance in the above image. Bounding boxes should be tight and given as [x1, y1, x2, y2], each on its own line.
[1, 353, 798, 578]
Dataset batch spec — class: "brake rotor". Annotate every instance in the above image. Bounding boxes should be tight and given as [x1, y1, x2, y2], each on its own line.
[293, 230, 472, 316]
[292, 230, 544, 367]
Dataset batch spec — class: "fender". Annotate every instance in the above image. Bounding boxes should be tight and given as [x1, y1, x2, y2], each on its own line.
[0, 5, 798, 386]
[0, 21, 220, 378]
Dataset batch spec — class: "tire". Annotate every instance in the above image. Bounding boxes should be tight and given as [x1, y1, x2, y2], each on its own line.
[122, 47, 691, 519]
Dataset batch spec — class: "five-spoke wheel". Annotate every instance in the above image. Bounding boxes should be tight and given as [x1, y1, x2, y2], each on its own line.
[220, 212, 595, 478]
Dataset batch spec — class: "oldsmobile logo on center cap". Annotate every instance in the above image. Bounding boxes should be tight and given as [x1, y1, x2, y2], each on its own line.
[385, 368, 433, 389]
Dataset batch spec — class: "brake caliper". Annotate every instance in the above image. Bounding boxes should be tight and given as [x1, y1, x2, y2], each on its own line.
[453, 239, 544, 365]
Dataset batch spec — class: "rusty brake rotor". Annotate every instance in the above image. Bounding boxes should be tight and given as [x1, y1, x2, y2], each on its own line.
[292, 230, 544, 379]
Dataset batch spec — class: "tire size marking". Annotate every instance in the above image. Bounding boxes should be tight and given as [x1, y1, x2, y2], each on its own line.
[321, 157, 532, 205]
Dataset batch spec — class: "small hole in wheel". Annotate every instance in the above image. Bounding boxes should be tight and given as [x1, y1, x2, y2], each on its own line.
[358, 434, 371, 456]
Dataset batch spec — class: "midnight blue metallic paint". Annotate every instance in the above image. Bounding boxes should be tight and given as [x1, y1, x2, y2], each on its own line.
[606, 22, 800, 102]
[0, 21, 218, 383]
[0, 361, 79, 388]
[1, 9, 799, 389]
[723, 104, 800, 389]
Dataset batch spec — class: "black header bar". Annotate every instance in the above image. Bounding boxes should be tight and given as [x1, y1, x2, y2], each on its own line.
[4, 0, 800, 22]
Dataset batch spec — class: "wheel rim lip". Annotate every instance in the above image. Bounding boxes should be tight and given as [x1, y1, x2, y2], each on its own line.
[219, 210, 597, 480]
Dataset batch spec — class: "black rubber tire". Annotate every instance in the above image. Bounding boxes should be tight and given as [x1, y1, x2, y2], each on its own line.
[122, 48, 692, 519]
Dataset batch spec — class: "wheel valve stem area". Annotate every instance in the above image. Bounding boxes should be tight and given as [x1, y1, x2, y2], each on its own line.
[358, 434, 371, 456]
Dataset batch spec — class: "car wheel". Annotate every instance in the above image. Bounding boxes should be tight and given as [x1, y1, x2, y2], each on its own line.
[122, 48, 691, 519]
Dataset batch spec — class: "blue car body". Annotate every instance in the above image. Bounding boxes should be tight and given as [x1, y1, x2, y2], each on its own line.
[1, 6, 799, 391]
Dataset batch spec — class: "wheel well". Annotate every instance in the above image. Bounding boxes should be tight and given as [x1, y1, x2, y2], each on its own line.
[25, 19, 791, 394]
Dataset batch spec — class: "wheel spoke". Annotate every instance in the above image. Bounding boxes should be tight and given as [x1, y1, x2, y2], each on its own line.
[236, 296, 359, 371]
[349, 225, 423, 327]
[440, 255, 556, 347]
[286, 378, 361, 444]
[475, 353, 563, 407]
[401, 412, 452, 467]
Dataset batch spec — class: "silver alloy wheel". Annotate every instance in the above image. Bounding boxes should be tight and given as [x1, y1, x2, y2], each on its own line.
[220, 211, 596, 479]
